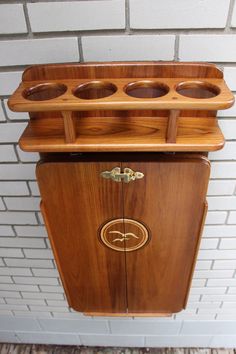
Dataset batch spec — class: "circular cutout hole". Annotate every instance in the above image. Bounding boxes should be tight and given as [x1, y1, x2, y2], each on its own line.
[176, 81, 220, 99]
[23, 83, 67, 101]
[73, 81, 117, 100]
[125, 81, 169, 99]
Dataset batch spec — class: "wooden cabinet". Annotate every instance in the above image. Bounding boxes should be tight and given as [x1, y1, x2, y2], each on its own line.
[8, 61, 233, 316]
[37, 153, 209, 315]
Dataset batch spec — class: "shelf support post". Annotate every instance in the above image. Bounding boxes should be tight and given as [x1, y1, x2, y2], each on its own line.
[166, 109, 180, 144]
[62, 111, 77, 144]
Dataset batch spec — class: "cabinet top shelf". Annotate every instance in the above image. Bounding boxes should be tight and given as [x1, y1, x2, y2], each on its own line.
[7, 61, 235, 153]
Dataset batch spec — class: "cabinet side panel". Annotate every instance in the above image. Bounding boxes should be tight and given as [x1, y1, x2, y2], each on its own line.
[36, 161, 127, 313]
[123, 157, 210, 314]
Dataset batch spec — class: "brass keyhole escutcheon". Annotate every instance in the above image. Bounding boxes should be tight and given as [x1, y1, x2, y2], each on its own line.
[101, 167, 144, 183]
[100, 218, 150, 252]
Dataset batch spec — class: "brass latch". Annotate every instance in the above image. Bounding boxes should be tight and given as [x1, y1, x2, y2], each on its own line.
[101, 167, 144, 183]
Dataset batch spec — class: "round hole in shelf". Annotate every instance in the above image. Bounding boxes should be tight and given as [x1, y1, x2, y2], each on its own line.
[23, 83, 67, 101]
[176, 81, 220, 99]
[73, 81, 117, 100]
[124, 81, 169, 99]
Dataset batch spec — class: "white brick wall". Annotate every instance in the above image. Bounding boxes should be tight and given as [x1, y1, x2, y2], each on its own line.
[0, 0, 236, 348]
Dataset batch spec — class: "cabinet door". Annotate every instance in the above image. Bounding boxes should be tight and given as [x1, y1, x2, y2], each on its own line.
[37, 161, 127, 313]
[122, 156, 210, 314]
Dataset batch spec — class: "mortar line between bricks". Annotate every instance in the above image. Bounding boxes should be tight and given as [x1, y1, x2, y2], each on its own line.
[22, 0, 33, 37]
[125, 0, 131, 33]
[77, 37, 84, 62]
[226, 0, 236, 31]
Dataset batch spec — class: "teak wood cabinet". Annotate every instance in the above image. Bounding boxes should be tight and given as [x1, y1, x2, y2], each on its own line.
[8, 62, 234, 316]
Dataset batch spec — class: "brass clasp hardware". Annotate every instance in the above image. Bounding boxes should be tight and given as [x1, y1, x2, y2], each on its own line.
[101, 167, 144, 183]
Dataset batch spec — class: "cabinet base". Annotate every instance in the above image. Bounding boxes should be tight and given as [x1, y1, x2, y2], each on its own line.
[84, 312, 172, 317]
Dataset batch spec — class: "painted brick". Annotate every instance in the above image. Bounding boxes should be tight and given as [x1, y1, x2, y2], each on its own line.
[39, 318, 109, 334]
[0, 276, 13, 284]
[15, 331, 80, 345]
[0, 248, 23, 258]
[28, 1, 125, 32]
[82, 35, 175, 61]
[0, 5, 27, 34]
[29, 305, 68, 313]
[130, 0, 229, 29]
[145, 335, 212, 347]
[203, 225, 236, 238]
[207, 181, 235, 196]
[224, 67, 236, 90]
[0, 331, 19, 343]
[0, 72, 22, 96]
[219, 238, 236, 249]
[21, 292, 64, 300]
[0, 145, 17, 162]
[207, 196, 236, 211]
[0, 237, 45, 249]
[0, 123, 27, 143]
[0, 304, 28, 311]
[187, 302, 221, 309]
[0, 164, 35, 180]
[195, 261, 212, 270]
[23, 249, 53, 259]
[211, 335, 236, 347]
[4, 197, 40, 211]
[179, 35, 236, 62]
[0, 212, 37, 225]
[4, 258, 54, 269]
[228, 288, 236, 294]
[200, 238, 219, 249]
[32, 269, 59, 277]
[28, 182, 40, 196]
[190, 287, 226, 294]
[0, 268, 32, 276]
[0, 199, 5, 211]
[202, 294, 236, 301]
[228, 211, 236, 224]
[181, 320, 236, 335]
[0, 315, 40, 331]
[191, 279, 206, 287]
[0, 38, 79, 67]
[4, 100, 29, 121]
[81, 334, 144, 347]
[198, 249, 236, 259]
[39, 286, 64, 293]
[0, 104, 5, 122]
[110, 320, 182, 335]
[208, 278, 236, 286]
[0, 284, 39, 292]
[0, 291, 21, 299]
[211, 162, 236, 178]
[0, 182, 29, 196]
[193, 270, 234, 278]
[5, 298, 45, 306]
[219, 119, 236, 139]
[13, 276, 58, 286]
[16, 147, 39, 163]
[13, 311, 52, 319]
[0, 226, 14, 236]
[0, 259, 4, 266]
[14, 225, 47, 237]
[213, 260, 236, 269]
[205, 211, 227, 224]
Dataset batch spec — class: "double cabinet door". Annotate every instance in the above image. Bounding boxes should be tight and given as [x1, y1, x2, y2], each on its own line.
[37, 154, 209, 315]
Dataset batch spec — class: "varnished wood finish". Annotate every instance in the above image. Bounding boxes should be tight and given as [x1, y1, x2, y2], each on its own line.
[122, 156, 210, 313]
[37, 153, 210, 314]
[36, 161, 127, 313]
[8, 77, 234, 112]
[166, 109, 180, 143]
[19, 116, 224, 152]
[8, 62, 233, 152]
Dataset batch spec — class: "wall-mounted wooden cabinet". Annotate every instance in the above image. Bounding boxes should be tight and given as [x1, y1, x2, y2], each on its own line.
[8, 62, 234, 316]
[37, 153, 209, 316]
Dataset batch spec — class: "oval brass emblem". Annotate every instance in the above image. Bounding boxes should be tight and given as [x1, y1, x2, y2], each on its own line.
[100, 218, 150, 252]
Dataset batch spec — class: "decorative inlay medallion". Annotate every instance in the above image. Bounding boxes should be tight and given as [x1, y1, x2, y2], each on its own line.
[99, 218, 150, 252]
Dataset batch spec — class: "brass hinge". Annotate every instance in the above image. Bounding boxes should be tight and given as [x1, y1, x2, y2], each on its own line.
[101, 167, 144, 183]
